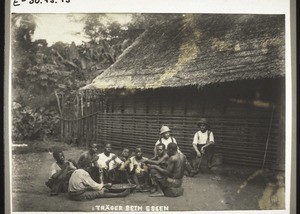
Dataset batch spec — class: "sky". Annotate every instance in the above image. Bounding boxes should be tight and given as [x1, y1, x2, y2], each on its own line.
[32, 14, 132, 46]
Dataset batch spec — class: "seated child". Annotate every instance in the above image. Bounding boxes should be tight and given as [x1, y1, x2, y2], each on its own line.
[128, 147, 150, 190]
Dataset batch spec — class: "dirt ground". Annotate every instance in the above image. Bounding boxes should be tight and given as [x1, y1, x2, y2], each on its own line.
[11, 144, 285, 212]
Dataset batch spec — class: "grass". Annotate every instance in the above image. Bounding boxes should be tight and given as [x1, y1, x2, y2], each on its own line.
[12, 140, 71, 154]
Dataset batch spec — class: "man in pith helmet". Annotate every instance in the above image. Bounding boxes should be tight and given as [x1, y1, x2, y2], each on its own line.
[153, 125, 179, 158]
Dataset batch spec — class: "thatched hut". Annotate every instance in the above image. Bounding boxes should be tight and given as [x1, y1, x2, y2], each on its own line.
[65, 14, 285, 169]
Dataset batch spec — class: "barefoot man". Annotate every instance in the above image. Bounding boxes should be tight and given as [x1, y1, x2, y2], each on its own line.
[149, 142, 189, 197]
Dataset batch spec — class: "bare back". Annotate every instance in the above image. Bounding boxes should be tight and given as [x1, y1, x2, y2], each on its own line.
[168, 152, 186, 179]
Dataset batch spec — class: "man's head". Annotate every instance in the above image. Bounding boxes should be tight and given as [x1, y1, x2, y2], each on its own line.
[53, 150, 65, 164]
[89, 144, 98, 154]
[160, 125, 171, 139]
[197, 118, 208, 133]
[135, 147, 143, 159]
[156, 143, 166, 156]
[104, 143, 112, 155]
[167, 142, 177, 156]
[122, 148, 130, 158]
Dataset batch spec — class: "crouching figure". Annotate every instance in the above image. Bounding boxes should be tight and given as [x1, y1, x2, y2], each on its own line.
[148, 143, 190, 197]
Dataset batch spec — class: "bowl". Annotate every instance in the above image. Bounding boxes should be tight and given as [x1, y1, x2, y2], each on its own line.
[107, 183, 137, 193]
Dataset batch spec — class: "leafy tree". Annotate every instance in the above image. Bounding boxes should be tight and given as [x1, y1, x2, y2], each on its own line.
[11, 13, 180, 141]
[12, 15, 71, 141]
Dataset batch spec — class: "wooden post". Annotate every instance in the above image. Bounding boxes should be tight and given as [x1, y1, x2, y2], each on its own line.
[262, 106, 275, 169]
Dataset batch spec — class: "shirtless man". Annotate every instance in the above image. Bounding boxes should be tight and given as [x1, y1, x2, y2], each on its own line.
[77, 144, 101, 183]
[149, 142, 189, 197]
[146, 143, 169, 168]
[143, 143, 169, 193]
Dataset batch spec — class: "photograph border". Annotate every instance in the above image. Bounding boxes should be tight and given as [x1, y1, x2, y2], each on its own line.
[5, 0, 296, 213]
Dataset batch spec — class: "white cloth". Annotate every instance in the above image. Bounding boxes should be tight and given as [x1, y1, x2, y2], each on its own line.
[68, 169, 103, 193]
[155, 137, 182, 154]
[49, 162, 61, 178]
[155, 137, 177, 148]
[129, 156, 148, 174]
[192, 130, 214, 145]
[97, 153, 122, 170]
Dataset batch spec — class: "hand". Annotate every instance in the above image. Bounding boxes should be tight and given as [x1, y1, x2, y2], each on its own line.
[116, 163, 122, 169]
[196, 151, 202, 157]
[149, 165, 156, 170]
[66, 163, 76, 170]
[111, 155, 117, 160]
[61, 162, 70, 169]
[91, 156, 99, 162]
[200, 147, 205, 154]
[104, 183, 112, 188]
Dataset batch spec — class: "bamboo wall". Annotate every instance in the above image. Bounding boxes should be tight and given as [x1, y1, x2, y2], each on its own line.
[61, 78, 285, 169]
[96, 113, 281, 168]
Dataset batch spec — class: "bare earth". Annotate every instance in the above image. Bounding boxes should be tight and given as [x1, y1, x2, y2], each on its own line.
[11, 145, 284, 212]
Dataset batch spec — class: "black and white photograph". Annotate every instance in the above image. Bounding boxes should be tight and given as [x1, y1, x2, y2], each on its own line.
[6, 0, 295, 213]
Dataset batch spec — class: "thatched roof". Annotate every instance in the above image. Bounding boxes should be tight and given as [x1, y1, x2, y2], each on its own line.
[81, 14, 285, 90]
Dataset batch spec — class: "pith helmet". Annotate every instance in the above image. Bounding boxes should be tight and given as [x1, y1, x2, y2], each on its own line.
[197, 118, 208, 126]
[160, 125, 171, 134]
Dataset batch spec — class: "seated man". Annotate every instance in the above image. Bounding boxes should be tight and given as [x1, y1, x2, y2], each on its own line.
[105, 147, 132, 184]
[97, 143, 123, 183]
[146, 143, 169, 168]
[118, 148, 131, 163]
[68, 169, 130, 201]
[77, 144, 101, 183]
[154, 126, 180, 158]
[149, 143, 191, 197]
[129, 147, 150, 191]
[45, 150, 77, 196]
[143, 143, 169, 193]
[191, 118, 215, 170]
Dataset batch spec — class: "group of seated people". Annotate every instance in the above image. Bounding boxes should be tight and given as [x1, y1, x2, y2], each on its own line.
[45, 118, 215, 201]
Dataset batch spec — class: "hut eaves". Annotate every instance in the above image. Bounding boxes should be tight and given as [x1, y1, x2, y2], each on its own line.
[81, 14, 285, 90]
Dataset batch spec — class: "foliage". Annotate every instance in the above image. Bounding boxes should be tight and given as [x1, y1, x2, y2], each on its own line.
[12, 13, 171, 141]
[11, 15, 72, 141]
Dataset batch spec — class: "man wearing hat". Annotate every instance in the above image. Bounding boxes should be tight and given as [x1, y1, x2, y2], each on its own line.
[154, 125, 179, 157]
[191, 118, 215, 169]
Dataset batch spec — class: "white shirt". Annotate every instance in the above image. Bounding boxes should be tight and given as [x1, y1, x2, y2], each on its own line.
[129, 156, 148, 174]
[155, 137, 177, 148]
[192, 130, 214, 145]
[97, 153, 122, 170]
[68, 169, 103, 193]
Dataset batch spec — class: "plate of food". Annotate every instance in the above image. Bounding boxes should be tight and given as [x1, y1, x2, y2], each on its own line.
[107, 183, 137, 193]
